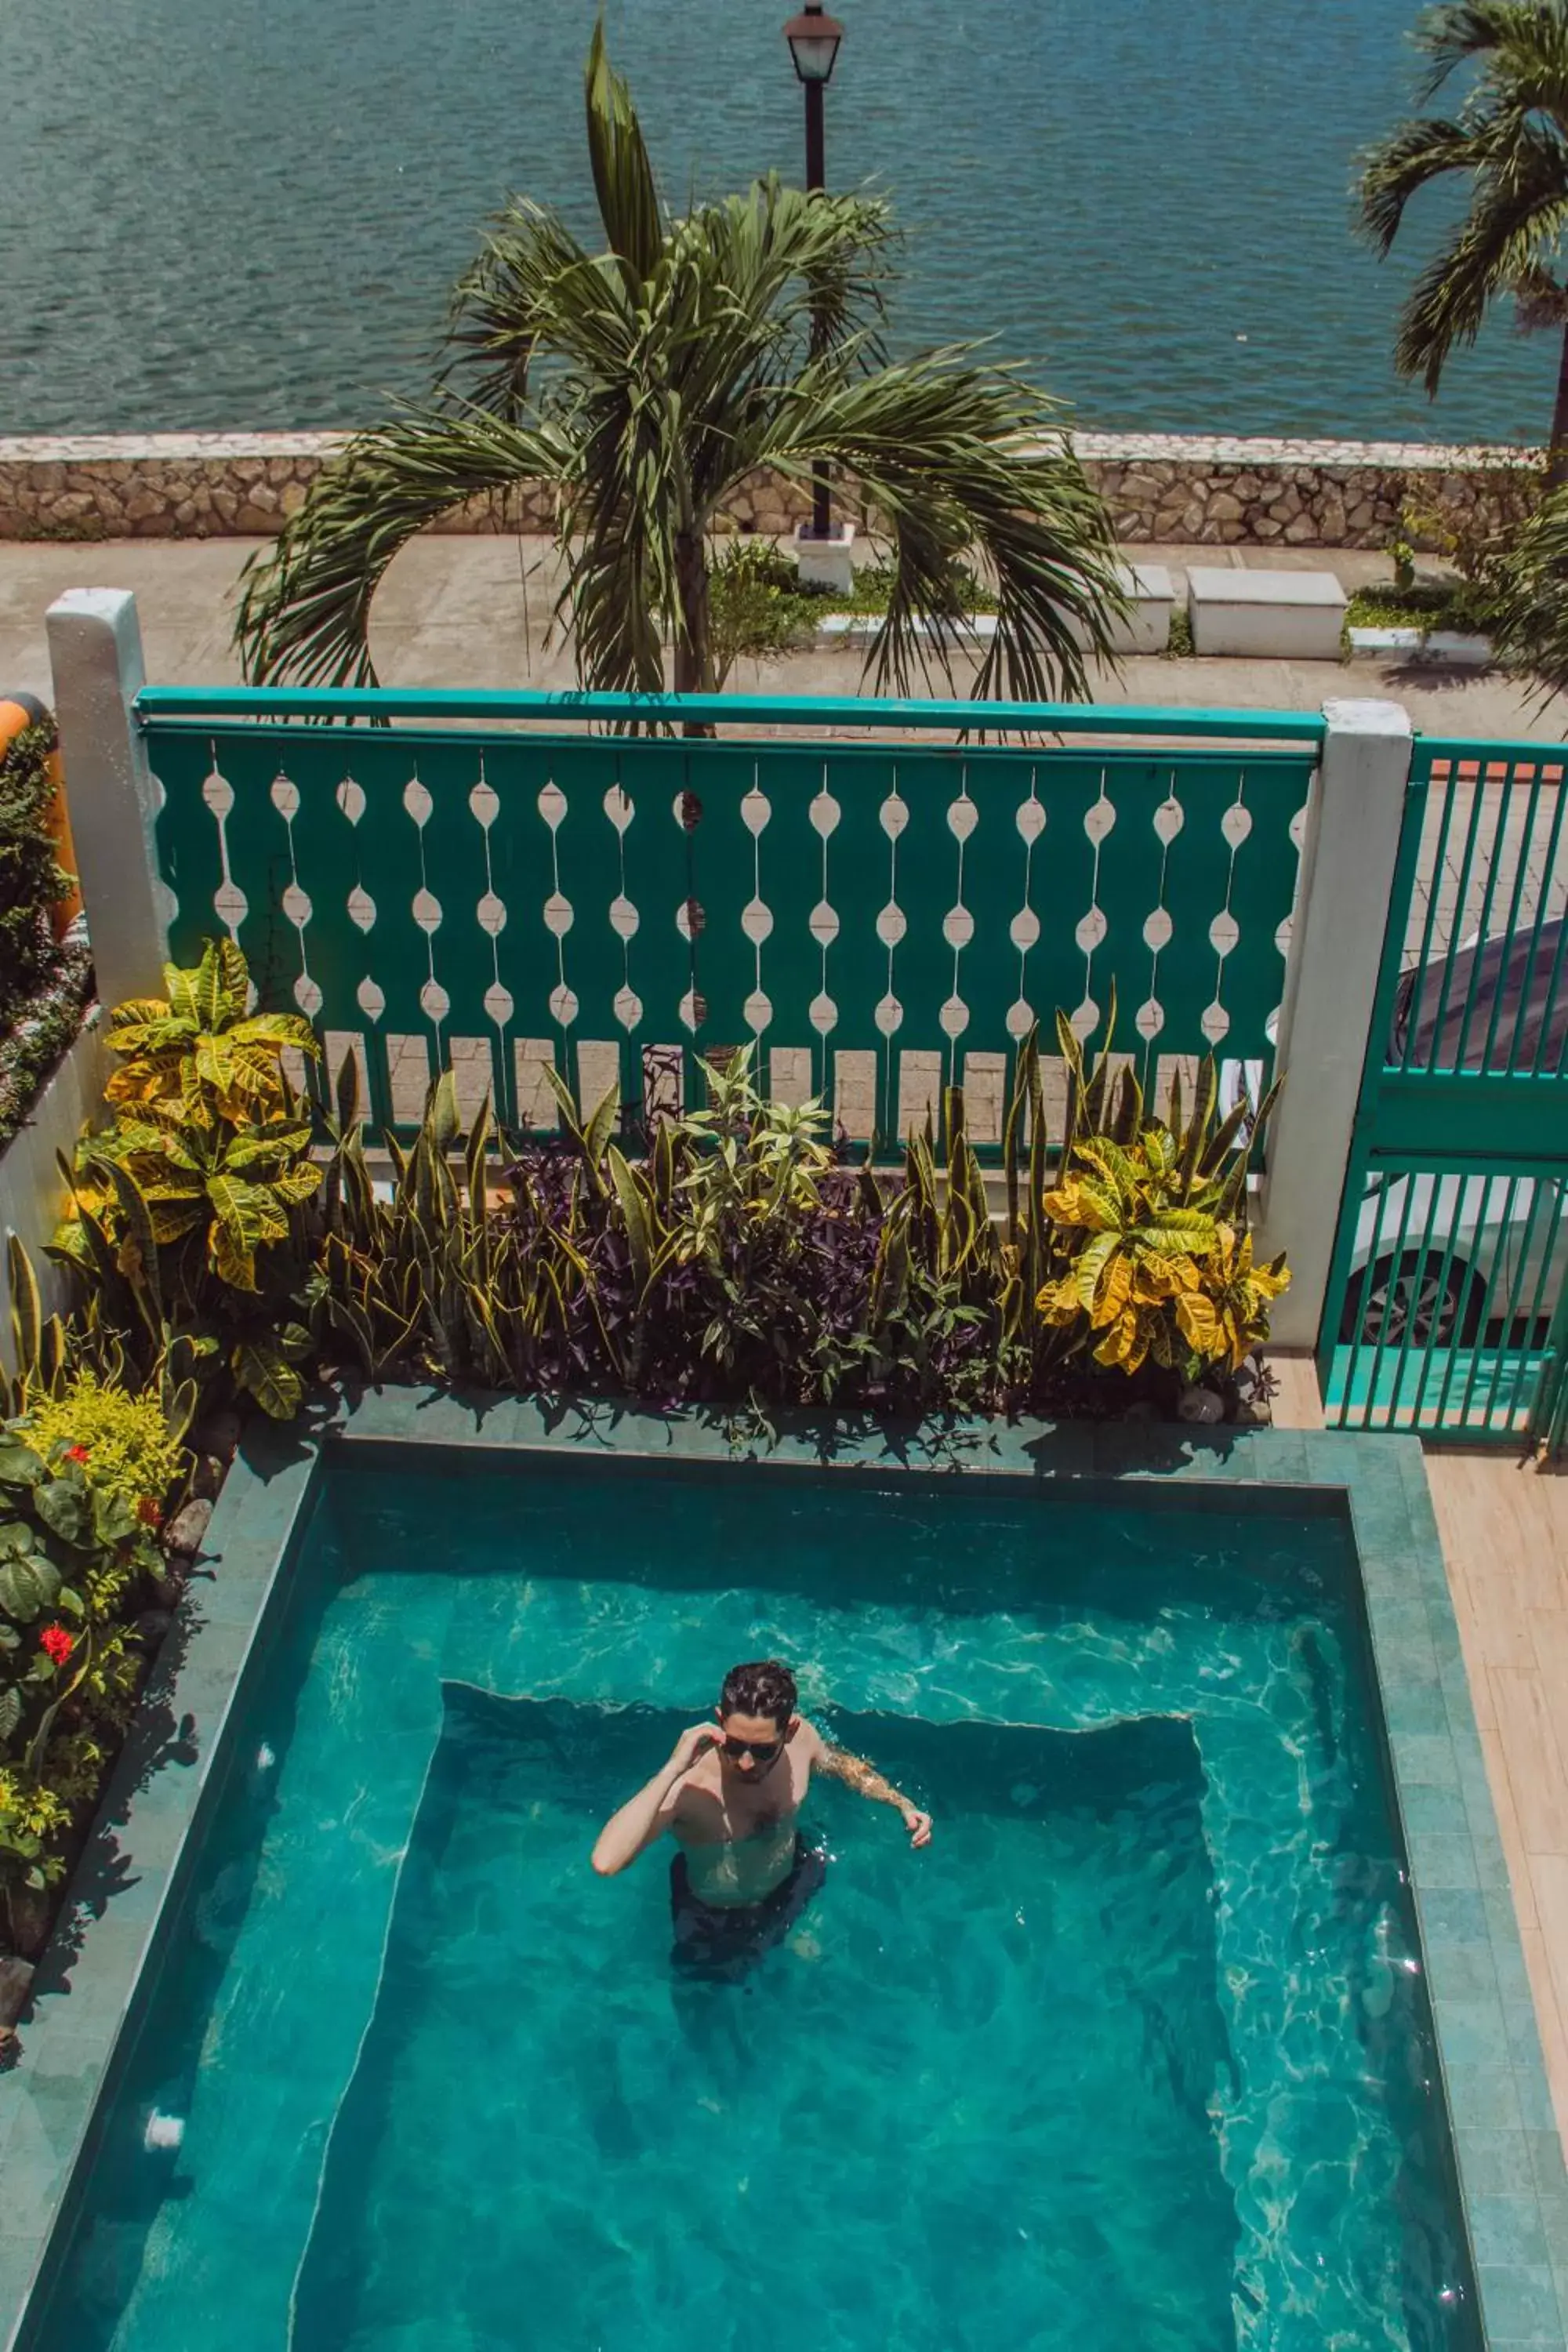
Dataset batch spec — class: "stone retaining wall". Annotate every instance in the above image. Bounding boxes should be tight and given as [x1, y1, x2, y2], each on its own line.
[0, 427, 1544, 549]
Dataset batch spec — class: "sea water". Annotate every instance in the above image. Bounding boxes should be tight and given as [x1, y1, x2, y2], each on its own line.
[30, 1456, 1479, 2351]
[1, 0, 1554, 442]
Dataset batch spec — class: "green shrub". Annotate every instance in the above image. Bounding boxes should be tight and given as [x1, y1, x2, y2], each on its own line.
[53, 941, 322, 1420]
[0, 719, 72, 1027]
[1345, 582, 1459, 630]
[706, 538, 821, 684]
[0, 1428, 165, 1944]
[705, 539, 1000, 684]
[0, 717, 91, 1152]
[20, 1372, 189, 1522]
[312, 1007, 1286, 1417]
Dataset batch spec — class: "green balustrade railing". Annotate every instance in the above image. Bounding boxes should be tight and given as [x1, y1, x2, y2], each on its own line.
[140, 688, 1319, 1157]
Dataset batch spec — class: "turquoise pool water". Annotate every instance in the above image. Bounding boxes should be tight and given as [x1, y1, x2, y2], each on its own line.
[31, 1457, 1478, 2350]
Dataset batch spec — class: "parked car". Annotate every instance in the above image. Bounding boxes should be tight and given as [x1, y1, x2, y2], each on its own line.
[1388, 916, 1568, 1073]
[1340, 1169, 1558, 1347]
[1343, 917, 1566, 1345]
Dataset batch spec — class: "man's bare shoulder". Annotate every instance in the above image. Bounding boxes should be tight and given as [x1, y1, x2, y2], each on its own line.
[795, 1718, 832, 1765]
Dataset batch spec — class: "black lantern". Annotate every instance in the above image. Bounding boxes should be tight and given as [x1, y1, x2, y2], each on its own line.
[783, 2, 844, 86]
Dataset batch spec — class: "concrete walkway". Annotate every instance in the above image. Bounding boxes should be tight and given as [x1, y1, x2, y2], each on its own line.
[0, 535, 1563, 739]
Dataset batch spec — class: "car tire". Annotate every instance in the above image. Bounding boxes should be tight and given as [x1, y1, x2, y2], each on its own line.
[1339, 1250, 1484, 1348]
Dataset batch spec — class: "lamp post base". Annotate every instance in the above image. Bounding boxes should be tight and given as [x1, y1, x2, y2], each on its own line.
[792, 519, 856, 597]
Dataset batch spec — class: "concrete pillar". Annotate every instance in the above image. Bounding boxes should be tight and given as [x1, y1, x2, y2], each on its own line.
[1255, 697, 1413, 1349]
[45, 589, 168, 1011]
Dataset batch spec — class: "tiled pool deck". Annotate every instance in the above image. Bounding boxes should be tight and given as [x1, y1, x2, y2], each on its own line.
[1424, 1457, 1568, 2153]
[3, 1396, 1567, 2349]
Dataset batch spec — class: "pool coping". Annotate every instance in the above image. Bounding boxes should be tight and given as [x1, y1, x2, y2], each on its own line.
[3, 1394, 1566, 2350]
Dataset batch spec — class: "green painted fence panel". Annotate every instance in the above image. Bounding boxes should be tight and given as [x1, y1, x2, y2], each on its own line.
[143, 701, 1314, 1158]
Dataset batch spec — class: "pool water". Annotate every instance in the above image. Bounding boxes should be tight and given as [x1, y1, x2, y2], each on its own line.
[298, 1696, 1235, 2349]
[31, 1456, 1479, 2351]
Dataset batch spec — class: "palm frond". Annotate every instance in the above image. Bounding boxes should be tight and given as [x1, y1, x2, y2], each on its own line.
[537, 183, 902, 695]
[584, 16, 663, 288]
[1411, 0, 1547, 95]
[443, 201, 608, 417]
[235, 408, 571, 688]
[1396, 124, 1568, 385]
[1480, 485, 1568, 701]
[1359, 1, 1568, 416]
[1358, 117, 1479, 253]
[757, 351, 1127, 699]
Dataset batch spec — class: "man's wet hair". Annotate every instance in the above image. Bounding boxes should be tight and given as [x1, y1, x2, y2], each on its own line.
[720, 1659, 797, 1730]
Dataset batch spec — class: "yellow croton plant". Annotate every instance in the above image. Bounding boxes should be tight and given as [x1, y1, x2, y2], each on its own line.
[57, 942, 321, 1295]
[1034, 1130, 1290, 1376]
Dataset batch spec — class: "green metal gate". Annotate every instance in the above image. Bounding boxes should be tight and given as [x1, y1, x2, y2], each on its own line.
[1319, 736, 1568, 1441]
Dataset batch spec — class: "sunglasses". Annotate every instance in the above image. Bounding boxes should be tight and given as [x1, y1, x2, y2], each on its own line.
[722, 1734, 783, 1763]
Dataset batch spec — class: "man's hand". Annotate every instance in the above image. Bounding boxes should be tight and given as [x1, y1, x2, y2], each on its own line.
[813, 1733, 932, 1847]
[668, 1722, 721, 1777]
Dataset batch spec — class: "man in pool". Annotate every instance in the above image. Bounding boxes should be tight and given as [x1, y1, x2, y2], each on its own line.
[591, 1660, 932, 1976]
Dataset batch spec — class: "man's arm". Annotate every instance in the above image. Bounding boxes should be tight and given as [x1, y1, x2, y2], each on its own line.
[590, 1724, 717, 1875]
[810, 1727, 933, 1848]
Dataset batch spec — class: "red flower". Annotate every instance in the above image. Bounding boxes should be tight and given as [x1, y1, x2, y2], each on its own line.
[64, 1444, 90, 1465]
[39, 1624, 74, 1666]
[136, 1497, 162, 1529]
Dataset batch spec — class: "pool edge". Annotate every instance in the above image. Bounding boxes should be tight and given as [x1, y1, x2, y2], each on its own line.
[0, 1414, 325, 2352]
[4, 1392, 1565, 2351]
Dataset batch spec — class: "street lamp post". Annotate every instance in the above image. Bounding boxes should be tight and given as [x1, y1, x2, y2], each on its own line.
[783, 0, 844, 550]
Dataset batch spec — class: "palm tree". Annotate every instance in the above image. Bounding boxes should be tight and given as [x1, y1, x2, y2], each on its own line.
[1358, 0, 1568, 485]
[234, 27, 1125, 720]
[1475, 492, 1568, 692]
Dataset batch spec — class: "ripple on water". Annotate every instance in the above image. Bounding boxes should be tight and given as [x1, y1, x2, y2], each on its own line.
[0, 0, 1556, 440]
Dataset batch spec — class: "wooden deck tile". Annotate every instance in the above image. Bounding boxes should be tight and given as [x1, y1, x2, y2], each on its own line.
[1425, 1448, 1568, 2159]
[1264, 1349, 1325, 1430]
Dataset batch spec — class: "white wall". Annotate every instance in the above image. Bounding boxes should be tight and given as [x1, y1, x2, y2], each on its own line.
[0, 1016, 107, 1377]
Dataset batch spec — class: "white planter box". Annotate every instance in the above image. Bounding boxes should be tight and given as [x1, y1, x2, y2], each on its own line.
[812, 565, 1173, 656]
[0, 1012, 105, 1375]
[1188, 566, 1347, 659]
[1345, 623, 1494, 669]
[814, 612, 997, 650]
[1348, 625, 1422, 661]
[792, 521, 856, 598]
[1066, 562, 1174, 656]
[1424, 630, 1493, 668]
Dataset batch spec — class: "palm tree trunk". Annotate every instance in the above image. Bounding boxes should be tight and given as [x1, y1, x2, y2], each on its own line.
[673, 528, 715, 737]
[1549, 322, 1568, 492]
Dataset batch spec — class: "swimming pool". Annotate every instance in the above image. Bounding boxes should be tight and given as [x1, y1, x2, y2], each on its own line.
[7, 1406, 1566, 2351]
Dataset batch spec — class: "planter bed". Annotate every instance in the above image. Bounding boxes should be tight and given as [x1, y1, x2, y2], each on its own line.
[813, 564, 1175, 657]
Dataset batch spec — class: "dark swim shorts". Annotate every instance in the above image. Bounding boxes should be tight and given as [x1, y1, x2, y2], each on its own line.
[670, 1835, 827, 1980]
